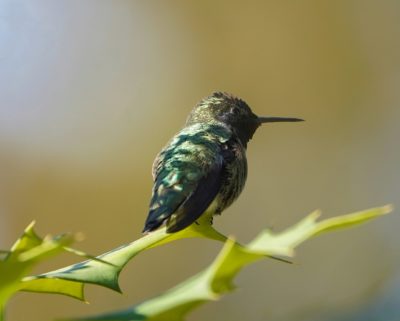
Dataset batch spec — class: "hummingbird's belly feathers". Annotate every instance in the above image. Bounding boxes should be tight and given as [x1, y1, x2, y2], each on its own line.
[217, 141, 247, 211]
[143, 123, 247, 233]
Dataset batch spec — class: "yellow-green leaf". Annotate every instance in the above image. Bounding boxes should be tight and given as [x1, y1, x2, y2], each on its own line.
[63, 205, 392, 321]
[30, 222, 226, 293]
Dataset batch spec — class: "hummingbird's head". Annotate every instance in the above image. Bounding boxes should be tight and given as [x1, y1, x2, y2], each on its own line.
[186, 92, 303, 146]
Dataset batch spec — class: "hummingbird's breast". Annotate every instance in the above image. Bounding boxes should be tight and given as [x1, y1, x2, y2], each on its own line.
[215, 138, 248, 214]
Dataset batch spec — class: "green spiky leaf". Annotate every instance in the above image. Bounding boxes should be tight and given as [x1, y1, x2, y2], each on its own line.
[0, 221, 109, 321]
[0, 222, 79, 312]
[25, 220, 227, 295]
[61, 205, 392, 321]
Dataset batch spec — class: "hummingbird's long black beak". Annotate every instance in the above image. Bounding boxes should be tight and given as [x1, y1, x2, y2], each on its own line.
[258, 116, 304, 124]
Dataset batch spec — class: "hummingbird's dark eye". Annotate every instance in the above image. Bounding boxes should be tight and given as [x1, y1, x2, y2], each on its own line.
[230, 107, 240, 115]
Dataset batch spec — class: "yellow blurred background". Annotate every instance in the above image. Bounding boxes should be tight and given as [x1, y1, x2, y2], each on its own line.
[1, 1, 399, 321]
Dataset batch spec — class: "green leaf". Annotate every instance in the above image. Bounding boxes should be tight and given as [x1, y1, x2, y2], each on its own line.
[21, 278, 84, 301]
[0, 222, 82, 319]
[26, 221, 227, 294]
[62, 205, 392, 321]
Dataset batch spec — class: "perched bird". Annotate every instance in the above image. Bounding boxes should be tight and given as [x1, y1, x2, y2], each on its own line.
[143, 92, 303, 233]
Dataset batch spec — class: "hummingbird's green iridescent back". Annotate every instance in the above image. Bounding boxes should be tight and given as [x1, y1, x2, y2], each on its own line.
[143, 92, 303, 233]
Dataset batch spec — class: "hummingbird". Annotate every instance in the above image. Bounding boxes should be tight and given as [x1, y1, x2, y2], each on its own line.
[143, 92, 303, 233]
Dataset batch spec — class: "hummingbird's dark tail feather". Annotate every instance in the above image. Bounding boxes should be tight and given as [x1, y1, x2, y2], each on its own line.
[142, 206, 171, 233]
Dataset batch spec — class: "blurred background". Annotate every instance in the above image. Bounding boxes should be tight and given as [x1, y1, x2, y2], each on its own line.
[1, 1, 399, 320]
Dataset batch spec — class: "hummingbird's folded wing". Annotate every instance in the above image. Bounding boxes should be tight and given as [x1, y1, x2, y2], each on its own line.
[165, 159, 223, 233]
[143, 138, 226, 233]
